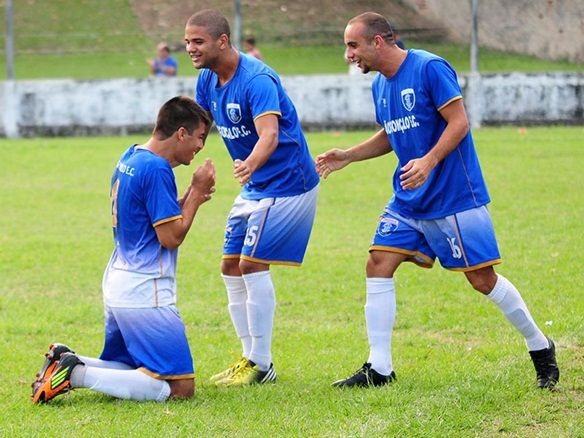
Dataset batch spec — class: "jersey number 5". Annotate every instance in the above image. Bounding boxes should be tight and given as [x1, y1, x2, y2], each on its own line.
[244, 225, 259, 246]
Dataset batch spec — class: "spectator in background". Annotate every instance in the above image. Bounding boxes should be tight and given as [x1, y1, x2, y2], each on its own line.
[148, 42, 178, 77]
[243, 36, 263, 61]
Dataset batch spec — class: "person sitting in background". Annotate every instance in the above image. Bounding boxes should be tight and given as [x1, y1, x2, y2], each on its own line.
[147, 42, 178, 77]
[243, 36, 263, 61]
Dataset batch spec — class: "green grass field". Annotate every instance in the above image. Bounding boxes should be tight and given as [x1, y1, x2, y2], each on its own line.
[0, 127, 583, 436]
[0, 42, 581, 80]
[0, 0, 582, 79]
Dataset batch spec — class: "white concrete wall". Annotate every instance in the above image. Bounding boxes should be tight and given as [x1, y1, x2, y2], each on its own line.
[1, 73, 582, 137]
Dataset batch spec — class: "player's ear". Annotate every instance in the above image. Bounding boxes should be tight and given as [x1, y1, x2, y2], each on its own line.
[176, 126, 187, 141]
[218, 33, 229, 50]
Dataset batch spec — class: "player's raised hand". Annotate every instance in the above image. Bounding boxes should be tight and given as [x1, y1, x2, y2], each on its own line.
[191, 159, 216, 202]
[233, 159, 252, 186]
[315, 149, 351, 179]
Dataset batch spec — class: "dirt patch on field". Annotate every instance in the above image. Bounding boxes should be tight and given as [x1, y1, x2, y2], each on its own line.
[131, 0, 584, 62]
[130, 0, 442, 47]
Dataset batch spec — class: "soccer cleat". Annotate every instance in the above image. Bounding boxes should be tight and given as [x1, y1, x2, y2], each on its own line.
[332, 363, 396, 388]
[210, 356, 250, 384]
[222, 361, 277, 387]
[32, 352, 84, 404]
[529, 338, 560, 389]
[32, 343, 74, 387]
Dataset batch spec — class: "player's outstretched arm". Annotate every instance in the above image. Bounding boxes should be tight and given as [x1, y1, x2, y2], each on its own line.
[155, 159, 216, 249]
[316, 128, 392, 179]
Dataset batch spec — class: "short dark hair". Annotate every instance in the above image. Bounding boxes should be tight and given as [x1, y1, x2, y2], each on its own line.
[348, 12, 395, 44]
[244, 36, 256, 45]
[154, 96, 210, 140]
[187, 9, 231, 41]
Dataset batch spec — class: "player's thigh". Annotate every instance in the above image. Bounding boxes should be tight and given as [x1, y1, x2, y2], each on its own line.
[110, 305, 195, 381]
[241, 185, 318, 266]
[369, 209, 436, 273]
[223, 195, 259, 259]
[99, 306, 137, 366]
[367, 250, 408, 278]
[421, 205, 502, 272]
[168, 378, 195, 398]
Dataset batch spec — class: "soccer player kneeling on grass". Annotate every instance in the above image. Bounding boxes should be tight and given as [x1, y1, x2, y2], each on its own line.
[31, 96, 215, 403]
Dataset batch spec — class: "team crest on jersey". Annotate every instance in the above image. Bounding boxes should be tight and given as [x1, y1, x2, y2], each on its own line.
[226, 103, 242, 124]
[377, 217, 399, 237]
[401, 88, 415, 111]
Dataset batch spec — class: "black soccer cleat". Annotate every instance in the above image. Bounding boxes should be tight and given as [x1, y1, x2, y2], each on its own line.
[332, 362, 396, 388]
[529, 338, 560, 390]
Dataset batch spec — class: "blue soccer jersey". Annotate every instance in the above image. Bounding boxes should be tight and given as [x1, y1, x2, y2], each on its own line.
[196, 53, 319, 200]
[103, 146, 182, 308]
[372, 49, 490, 219]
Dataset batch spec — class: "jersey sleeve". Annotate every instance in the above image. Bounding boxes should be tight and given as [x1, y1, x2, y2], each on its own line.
[195, 70, 210, 111]
[246, 74, 282, 121]
[424, 59, 463, 111]
[143, 165, 182, 227]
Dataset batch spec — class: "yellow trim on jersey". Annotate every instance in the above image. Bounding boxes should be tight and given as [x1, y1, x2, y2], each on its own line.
[239, 255, 301, 267]
[153, 215, 182, 227]
[222, 254, 241, 260]
[437, 96, 462, 112]
[253, 111, 281, 121]
[447, 259, 502, 272]
[369, 245, 434, 268]
[138, 367, 195, 381]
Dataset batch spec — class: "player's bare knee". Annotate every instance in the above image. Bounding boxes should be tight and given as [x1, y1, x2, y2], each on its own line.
[366, 251, 402, 278]
[238, 259, 269, 275]
[168, 379, 195, 399]
[221, 258, 241, 276]
[465, 267, 497, 294]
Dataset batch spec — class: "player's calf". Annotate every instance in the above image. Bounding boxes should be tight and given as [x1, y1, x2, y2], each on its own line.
[168, 378, 195, 398]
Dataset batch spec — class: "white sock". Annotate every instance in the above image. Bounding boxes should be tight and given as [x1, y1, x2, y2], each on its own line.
[487, 274, 549, 351]
[242, 271, 275, 371]
[222, 274, 252, 358]
[78, 356, 133, 370]
[365, 277, 396, 376]
[71, 366, 170, 402]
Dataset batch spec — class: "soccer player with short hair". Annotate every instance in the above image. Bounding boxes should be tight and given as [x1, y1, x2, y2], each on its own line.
[316, 12, 559, 389]
[31, 96, 216, 403]
[185, 10, 320, 386]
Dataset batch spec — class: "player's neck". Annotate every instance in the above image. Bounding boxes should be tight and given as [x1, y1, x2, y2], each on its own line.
[379, 47, 408, 78]
[140, 138, 178, 167]
[215, 48, 240, 86]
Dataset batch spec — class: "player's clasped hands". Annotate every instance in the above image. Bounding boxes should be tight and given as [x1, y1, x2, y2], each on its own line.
[315, 149, 351, 179]
[191, 159, 216, 202]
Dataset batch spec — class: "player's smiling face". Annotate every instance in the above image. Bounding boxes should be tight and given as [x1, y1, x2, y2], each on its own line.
[344, 22, 376, 74]
[185, 25, 223, 70]
[175, 122, 207, 166]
